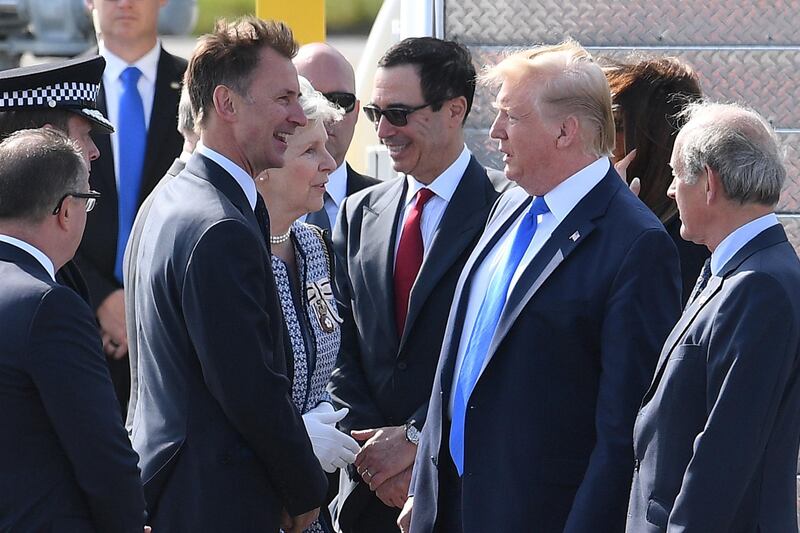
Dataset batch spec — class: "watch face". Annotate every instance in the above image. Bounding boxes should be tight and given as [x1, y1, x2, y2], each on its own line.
[406, 424, 420, 444]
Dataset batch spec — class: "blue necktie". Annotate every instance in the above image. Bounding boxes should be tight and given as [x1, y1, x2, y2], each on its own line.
[114, 66, 146, 283]
[449, 196, 550, 475]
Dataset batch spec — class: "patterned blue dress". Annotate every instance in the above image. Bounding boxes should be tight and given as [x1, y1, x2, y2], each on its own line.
[272, 221, 342, 533]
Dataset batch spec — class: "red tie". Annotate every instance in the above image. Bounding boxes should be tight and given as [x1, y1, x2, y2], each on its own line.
[394, 188, 436, 336]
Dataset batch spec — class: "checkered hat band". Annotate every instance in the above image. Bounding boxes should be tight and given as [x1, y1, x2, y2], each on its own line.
[0, 82, 100, 108]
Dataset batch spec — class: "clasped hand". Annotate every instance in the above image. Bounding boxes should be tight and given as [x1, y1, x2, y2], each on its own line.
[301, 403, 360, 473]
[352, 425, 417, 508]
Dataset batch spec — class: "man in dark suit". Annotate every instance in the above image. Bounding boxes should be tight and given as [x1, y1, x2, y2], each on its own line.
[0, 128, 145, 531]
[294, 42, 380, 231]
[0, 56, 116, 306]
[401, 41, 681, 533]
[124, 86, 196, 430]
[626, 103, 800, 532]
[76, 0, 187, 410]
[329, 37, 505, 533]
[127, 18, 326, 531]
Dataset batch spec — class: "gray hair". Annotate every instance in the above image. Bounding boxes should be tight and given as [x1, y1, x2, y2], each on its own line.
[177, 85, 196, 139]
[675, 101, 785, 205]
[0, 128, 86, 222]
[298, 75, 343, 125]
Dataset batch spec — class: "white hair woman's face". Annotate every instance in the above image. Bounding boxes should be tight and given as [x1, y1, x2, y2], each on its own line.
[257, 119, 336, 221]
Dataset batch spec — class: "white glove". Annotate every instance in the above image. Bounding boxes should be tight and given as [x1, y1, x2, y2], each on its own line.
[302, 404, 360, 473]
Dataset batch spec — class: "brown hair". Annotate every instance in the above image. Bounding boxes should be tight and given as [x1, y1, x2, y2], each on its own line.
[604, 56, 702, 223]
[186, 16, 297, 127]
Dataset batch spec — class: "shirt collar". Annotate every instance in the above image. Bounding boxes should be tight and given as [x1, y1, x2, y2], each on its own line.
[543, 157, 609, 223]
[0, 234, 55, 281]
[404, 145, 471, 206]
[326, 162, 348, 208]
[100, 40, 161, 86]
[196, 142, 257, 211]
[711, 212, 779, 275]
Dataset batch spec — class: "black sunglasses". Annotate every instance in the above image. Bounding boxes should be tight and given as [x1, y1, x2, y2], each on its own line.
[323, 92, 356, 113]
[362, 102, 435, 127]
[52, 190, 101, 215]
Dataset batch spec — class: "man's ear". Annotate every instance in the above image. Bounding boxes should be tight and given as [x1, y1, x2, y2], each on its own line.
[446, 96, 467, 126]
[55, 197, 73, 231]
[705, 165, 724, 205]
[555, 115, 580, 149]
[212, 85, 238, 123]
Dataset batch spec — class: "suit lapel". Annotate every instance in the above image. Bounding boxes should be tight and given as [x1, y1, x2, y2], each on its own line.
[360, 178, 407, 346]
[641, 223, 789, 405]
[438, 192, 532, 396]
[139, 48, 183, 204]
[480, 172, 619, 378]
[400, 158, 493, 348]
[0, 242, 51, 282]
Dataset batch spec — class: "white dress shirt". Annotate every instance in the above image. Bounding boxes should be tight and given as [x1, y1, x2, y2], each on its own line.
[196, 142, 257, 211]
[710, 213, 779, 276]
[0, 234, 55, 281]
[100, 41, 161, 188]
[449, 157, 610, 415]
[393, 145, 471, 270]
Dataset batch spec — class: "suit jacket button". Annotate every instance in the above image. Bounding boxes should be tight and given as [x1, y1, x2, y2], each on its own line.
[430, 455, 438, 467]
[634, 458, 640, 472]
[397, 361, 408, 371]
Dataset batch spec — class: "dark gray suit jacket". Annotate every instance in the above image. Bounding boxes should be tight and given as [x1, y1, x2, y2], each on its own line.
[128, 152, 326, 530]
[0, 243, 145, 532]
[329, 155, 502, 531]
[627, 223, 800, 533]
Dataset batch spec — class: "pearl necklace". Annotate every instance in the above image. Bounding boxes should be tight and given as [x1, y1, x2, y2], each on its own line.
[269, 228, 292, 245]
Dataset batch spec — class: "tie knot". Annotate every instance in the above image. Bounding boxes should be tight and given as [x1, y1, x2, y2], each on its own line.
[416, 188, 435, 207]
[529, 196, 549, 217]
[121, 66, 142, 87]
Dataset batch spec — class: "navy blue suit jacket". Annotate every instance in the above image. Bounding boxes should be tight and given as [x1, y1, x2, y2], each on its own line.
[627, 223, 800, 533]
[128, 153, 327, 530]
[409, 168, 682, 533]
[0, 242, 145, 531]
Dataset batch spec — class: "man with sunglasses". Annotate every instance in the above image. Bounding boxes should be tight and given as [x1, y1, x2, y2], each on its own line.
[294, 42, 379, 232]
[329, 37, 506, 533]
[0, 128, 147, 532]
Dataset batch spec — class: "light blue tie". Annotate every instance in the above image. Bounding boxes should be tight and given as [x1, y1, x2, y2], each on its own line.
[449, 196, 550, 475]
[114, 66, 146, 283]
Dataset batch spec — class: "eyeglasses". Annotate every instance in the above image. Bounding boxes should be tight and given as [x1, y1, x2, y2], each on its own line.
[52, 190, 101, 215]
[323, 92, 357, 113]
[362, 102, 435, 127]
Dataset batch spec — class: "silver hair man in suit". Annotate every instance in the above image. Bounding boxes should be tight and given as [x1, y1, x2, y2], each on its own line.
[626, 102, 800, 532]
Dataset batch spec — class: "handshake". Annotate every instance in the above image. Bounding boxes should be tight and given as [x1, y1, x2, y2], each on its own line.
[302, 403, 360, 473]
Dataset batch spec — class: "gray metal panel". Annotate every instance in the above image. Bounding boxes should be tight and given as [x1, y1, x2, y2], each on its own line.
[467, 47, 800, 128]
[445, 0, 800, 46]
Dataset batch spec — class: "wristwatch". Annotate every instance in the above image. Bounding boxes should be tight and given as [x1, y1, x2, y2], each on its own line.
[404, 422, 420, 445]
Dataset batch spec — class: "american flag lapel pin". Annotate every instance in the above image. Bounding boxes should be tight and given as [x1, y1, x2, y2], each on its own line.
[569, 230, 580, 242]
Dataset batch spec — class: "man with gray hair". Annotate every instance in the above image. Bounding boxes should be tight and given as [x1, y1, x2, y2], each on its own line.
[0, 128, 146, 531]
[402, 40, 680, 533]
[626, 102, 800, 532]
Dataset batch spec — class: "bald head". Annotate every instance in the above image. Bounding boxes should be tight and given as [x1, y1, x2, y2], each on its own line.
[294, 42, 355, 93]
[294, 43, 358, 167]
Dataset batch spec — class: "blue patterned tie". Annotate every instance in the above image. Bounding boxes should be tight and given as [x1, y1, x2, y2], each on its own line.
[114, 66, 146, 283]
[449, 196, 550, 475]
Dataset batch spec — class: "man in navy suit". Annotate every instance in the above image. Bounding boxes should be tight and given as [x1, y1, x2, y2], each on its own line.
[77, 0, 187, 410]
[400, 40, 681, 533]
[0, 128, 145, 531]
[329, 37, 506, 533]
[626, 102, 800, 532]
[127, 17, 326, 531]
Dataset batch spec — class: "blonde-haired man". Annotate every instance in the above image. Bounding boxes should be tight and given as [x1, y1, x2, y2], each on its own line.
[400, 41, 681, 533]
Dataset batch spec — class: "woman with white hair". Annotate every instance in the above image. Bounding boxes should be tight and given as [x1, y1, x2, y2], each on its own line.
[256, 76, 359, 533]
